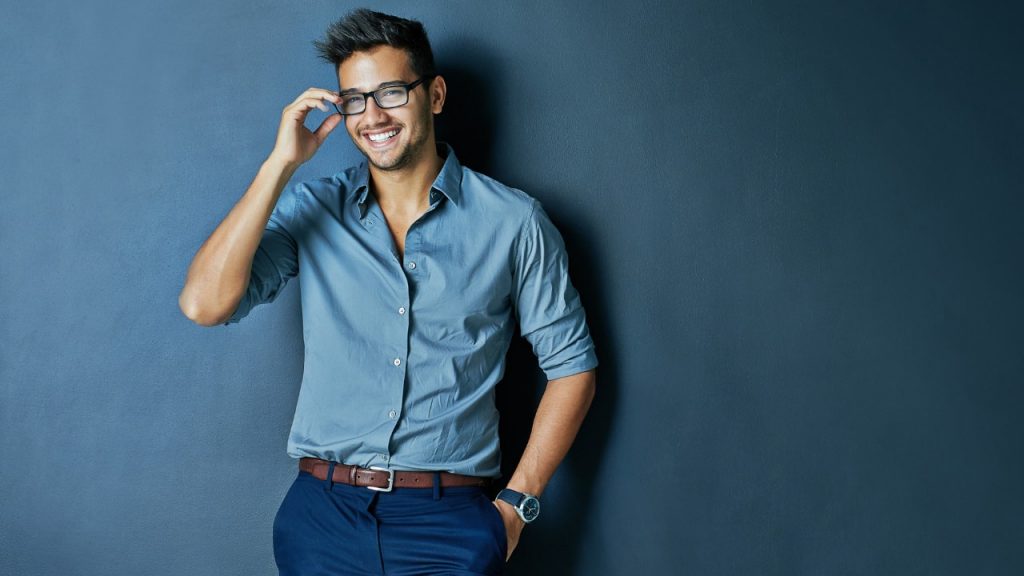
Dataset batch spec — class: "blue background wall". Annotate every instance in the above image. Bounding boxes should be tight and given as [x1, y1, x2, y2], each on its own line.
[2, 1, 1022, 574]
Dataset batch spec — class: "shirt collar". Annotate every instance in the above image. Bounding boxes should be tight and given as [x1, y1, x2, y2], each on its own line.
[352, 141, 463, 219]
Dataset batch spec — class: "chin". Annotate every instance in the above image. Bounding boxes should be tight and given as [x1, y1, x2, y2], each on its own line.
[366, 149, 412, 172]
[362, 139, 424, 172]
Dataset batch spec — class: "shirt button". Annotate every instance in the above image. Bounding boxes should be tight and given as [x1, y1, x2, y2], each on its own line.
[380, 453, 387, 460]
[388, 410, 397, 419]
[393, 358, 401, 366]
[398, 306, 406, 315]
[406, 261, 416, 270]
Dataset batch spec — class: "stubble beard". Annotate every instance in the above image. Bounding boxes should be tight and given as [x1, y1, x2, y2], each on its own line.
[359, 108, 434, 172]
[363, 131, 420, 172]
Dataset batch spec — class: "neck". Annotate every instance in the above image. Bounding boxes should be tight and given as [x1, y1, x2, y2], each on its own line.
[369, 142, 444, 213]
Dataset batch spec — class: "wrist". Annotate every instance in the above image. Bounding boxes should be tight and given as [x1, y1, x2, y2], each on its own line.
[496, 487, 541, 524]
[494, 498, 526, 524]
[264, 153, 301, 175]
[505, 476, 544, 498]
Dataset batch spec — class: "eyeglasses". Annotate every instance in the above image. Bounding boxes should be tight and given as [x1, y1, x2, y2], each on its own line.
[334, 76, 435, 115]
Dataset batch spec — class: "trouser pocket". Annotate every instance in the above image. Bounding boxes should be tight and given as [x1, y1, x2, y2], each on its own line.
[479, 493, 509, 561]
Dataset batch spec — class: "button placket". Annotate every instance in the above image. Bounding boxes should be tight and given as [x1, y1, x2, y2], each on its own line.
[383, 203, 431, 470]
[384, 252, 410, 461]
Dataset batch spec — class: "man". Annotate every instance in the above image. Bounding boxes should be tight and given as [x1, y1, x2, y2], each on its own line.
[179, 9, 598, 575]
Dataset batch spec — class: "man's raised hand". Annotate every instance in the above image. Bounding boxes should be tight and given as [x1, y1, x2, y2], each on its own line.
[268, 87, 344, 169]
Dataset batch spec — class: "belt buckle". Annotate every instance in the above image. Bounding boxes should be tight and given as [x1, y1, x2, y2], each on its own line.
[367, 466, 395, 492]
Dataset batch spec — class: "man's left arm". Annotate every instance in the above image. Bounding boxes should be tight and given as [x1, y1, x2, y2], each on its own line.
[493, 369, 596, 559]
[499, 198, 601, 560]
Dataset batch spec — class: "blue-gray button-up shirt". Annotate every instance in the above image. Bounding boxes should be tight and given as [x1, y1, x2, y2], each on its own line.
[223, 142, 598, 477]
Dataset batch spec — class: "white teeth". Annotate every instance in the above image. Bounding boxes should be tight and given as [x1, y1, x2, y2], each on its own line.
[368, 129, 398, 142]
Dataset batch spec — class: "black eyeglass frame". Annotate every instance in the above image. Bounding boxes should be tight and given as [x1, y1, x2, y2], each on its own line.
[333, 75, 436, 116]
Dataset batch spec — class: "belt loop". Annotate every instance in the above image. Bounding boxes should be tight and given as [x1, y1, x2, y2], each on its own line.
[325, 461, 336, 492]
[432, 472, 442, 500]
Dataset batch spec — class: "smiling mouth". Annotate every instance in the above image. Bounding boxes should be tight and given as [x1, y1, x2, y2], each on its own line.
[364, 128, 400, 147]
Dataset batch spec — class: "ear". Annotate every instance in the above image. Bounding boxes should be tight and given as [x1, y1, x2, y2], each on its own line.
[429, 75, 447, 115]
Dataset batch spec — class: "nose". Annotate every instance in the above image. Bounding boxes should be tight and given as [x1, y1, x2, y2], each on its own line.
[361, 95, 389, 124]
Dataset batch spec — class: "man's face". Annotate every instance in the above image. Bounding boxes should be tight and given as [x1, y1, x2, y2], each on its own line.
[338, 45, 440, 172]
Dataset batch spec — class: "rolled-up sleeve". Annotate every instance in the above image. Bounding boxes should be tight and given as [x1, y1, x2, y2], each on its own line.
[511, 199, 598, 380]
[223, 182, 304, 325]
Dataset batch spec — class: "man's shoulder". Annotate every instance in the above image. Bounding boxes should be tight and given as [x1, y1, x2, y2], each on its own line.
[459, 165, 538, 222]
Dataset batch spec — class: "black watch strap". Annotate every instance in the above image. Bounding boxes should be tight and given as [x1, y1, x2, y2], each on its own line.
[497, 488, 523, 508]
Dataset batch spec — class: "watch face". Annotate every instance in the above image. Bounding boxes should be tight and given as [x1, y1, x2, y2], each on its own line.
[520, 496, 540, 522]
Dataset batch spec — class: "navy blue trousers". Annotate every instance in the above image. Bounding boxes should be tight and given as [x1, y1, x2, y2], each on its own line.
[273, 466, 507, 575]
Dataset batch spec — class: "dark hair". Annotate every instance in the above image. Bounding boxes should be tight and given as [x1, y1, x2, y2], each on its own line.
[313, 9, 436, 78]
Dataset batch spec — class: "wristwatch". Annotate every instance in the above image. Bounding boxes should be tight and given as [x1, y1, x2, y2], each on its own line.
[496, 488, 541, 523]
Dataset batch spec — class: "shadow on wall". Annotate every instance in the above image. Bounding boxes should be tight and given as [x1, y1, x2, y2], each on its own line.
[435, 40, 620, 574]
[434, 43, 501, 174]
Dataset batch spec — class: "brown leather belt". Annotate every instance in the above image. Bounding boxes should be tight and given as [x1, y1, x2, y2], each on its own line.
[299, 457, 490, 492]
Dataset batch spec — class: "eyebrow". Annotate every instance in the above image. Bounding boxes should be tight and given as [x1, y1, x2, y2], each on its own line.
[339, 80, 407, 95]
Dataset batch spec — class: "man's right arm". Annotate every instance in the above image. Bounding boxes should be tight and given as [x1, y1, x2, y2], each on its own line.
[178, 87, 342, 327]
[178, 157, 299, 326]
